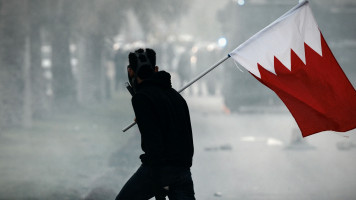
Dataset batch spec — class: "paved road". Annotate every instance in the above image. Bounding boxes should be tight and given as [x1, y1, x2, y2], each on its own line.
[1, 95, 354, 199]
[104, 95, 356, 200]
[187, 96, 356, 200]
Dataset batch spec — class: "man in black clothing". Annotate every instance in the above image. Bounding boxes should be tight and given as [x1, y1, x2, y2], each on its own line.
[115, 48, 195, 200]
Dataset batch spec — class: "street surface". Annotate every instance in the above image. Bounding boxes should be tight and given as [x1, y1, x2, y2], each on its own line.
[187, 95, 356, 200]
[113, 95, 356, 200]
[0, 95, 355, 200]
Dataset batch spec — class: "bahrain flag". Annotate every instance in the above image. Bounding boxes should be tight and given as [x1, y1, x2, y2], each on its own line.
[229, 0, 356, 137]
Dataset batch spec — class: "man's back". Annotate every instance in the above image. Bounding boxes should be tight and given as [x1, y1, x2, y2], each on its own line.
[132, 71, 194, 168]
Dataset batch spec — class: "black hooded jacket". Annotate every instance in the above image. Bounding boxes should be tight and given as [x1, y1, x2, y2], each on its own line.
[132, 71, 194, 168]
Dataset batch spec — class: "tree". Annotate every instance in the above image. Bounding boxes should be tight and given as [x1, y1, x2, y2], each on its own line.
[0, 0, 193, 127]
[46, 0, 78, 110]
[29, 0, 49, 119]
[72, 0, 126, 104]
[0, 0, 28, 127]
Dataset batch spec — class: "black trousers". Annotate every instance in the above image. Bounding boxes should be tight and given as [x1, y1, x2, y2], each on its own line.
[115, 165, 195, 200]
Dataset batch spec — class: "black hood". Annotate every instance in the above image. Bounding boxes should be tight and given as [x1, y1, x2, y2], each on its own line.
[137, 71, 172, 90]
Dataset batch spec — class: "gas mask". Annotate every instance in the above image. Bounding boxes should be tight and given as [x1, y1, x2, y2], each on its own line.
[126, 51, 154, 95]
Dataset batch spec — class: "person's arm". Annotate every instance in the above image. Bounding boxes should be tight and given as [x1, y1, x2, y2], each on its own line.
[131, 93, 163, 166]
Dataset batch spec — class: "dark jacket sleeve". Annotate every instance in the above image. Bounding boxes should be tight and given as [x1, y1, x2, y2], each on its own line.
[131, 93, 163, 166]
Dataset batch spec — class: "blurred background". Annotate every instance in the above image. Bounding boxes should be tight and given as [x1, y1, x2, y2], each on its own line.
[0, 0, 355, 199]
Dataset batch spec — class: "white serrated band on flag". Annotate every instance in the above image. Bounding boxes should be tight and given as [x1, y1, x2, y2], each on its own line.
[229, 0, 322, 78]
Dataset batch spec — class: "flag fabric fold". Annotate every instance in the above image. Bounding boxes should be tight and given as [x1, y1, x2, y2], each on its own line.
[229, 0, 356, 137]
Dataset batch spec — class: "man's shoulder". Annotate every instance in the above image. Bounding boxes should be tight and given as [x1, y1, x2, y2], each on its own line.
[135, 83, 185, 102]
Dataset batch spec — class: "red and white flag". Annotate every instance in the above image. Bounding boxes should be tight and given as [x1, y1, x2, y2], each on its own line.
[229, 0, 356, 137]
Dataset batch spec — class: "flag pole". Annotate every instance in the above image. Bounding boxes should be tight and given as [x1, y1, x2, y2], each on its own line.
[122, 54, 231, 132]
